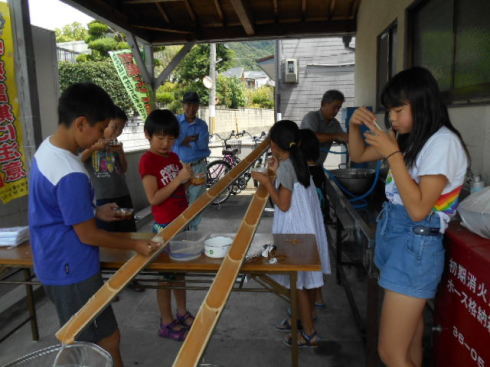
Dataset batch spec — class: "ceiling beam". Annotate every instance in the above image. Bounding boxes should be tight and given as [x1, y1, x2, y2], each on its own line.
[132, 24, 193, 34]
[301, 0, 307, 21]
[152, 19, 355, 44]
[328, 0, 336, 20]
[61, 0, 150, 41]
[213, 0, 224, 25]
[155, 2, 171, 23]
[230, 0, 255, 35]
[183, 0, 196, 22]
[272, 0, 278, 22]
[124, 0, 182, 4]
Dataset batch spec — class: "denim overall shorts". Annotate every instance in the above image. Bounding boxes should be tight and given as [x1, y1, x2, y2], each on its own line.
[375, 202, 445, 299]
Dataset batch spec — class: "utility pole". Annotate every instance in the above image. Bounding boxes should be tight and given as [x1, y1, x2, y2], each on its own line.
[209, 43, 216, 133]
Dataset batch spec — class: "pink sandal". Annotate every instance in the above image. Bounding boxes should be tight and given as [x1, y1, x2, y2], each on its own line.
[158, 320, 188, 341]
[176, 311, 195, 328]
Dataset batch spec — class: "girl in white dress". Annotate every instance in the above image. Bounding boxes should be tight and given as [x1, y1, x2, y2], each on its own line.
[252, 120, 330, 348]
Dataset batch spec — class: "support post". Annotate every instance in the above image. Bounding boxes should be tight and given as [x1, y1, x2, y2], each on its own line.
[154, 43, 194, 89]
[143, 43, 156, 108]
[8, 0, 42, 156]
[126, 33, 153, 89]
[209, 43, 216, 133]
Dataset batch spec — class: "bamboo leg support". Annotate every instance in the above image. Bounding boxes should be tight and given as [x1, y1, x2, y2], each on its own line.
[172, 183, 270, 367]
[56, 139, 270, 344]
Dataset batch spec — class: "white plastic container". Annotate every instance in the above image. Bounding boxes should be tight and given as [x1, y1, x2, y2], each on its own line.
[169, 231, 207, 261]
[204, 235, 234, 258]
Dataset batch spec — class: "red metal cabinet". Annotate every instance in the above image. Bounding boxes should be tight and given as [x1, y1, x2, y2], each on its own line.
[434, 222, 490, 367]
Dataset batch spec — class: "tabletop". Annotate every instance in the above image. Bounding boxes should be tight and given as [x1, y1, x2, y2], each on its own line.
[0, 233, 321, 273]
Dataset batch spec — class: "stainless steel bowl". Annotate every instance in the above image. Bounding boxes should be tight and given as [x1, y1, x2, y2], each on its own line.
[329, 168, 376, 195]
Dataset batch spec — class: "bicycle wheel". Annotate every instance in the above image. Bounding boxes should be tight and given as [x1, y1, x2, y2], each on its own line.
[206, 160, 233, 205]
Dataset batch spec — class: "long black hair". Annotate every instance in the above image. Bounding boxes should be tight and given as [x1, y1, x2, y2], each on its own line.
[381, 67, 469, 168]
[299, 128, 320, 163]
[269, 120, 310, 187]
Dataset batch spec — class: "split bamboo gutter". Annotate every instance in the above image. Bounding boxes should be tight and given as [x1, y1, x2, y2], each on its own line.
[56, 138, 270, 344]
[172, 181, 270, 367]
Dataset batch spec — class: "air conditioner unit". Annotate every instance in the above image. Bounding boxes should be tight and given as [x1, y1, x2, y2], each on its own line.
[284, 58, 298, 83]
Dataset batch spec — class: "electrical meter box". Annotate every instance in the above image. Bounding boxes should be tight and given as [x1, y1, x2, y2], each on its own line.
[284, 58, 298, 83]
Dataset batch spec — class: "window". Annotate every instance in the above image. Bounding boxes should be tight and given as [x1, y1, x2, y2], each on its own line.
[408, 0, 490, 104]
[376, 21, 397, 111]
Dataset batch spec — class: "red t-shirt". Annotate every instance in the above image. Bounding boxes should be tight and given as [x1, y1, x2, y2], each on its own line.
[139, 151, 188, 224]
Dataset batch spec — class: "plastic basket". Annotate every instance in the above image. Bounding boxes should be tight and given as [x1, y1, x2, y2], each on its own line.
[3, 342, 113, 367]
[225, 139, 242, 154]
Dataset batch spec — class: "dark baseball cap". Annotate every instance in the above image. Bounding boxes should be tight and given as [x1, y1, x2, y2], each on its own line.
[182, 91, 200, 104]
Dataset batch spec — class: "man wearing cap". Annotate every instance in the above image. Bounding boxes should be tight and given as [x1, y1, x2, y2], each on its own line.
[174, 91, 211, 230]
[300, 89, 348, 166]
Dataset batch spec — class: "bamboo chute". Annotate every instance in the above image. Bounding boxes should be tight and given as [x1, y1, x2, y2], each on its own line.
[172, 182, 270, 367]
[56, 138, 270, 344]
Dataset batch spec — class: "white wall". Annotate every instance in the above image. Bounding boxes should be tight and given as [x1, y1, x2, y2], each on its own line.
[356, 0, 490, 183]
[355, 0, 413, 107]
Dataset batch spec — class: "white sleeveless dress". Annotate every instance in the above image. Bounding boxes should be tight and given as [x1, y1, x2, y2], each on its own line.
[271, 177, 331, 290]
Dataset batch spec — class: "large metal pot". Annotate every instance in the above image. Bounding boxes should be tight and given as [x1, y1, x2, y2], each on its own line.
[329, 168, 376, 196]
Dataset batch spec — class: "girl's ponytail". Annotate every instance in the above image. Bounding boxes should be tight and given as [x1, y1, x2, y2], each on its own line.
[289, 142, 310, 187]
[270, 120, 310, 188]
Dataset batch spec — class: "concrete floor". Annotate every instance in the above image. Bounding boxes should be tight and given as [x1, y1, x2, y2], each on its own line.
[0, 192, 367, 366]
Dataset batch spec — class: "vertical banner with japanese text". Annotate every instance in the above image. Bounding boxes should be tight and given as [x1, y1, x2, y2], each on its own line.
[0, 3, 29, 204]
[109, 49, 153, 119]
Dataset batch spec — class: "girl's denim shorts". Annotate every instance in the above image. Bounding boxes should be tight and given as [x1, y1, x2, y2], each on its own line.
[375, 202, 445, 299]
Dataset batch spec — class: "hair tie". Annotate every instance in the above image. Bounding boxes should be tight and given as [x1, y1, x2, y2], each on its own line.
[289, 142, 296, 148]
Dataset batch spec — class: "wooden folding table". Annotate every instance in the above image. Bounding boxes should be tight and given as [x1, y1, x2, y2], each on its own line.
[0, 232, 321, 366]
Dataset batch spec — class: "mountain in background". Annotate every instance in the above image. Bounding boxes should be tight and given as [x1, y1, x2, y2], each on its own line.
[225, 41, 274, 70]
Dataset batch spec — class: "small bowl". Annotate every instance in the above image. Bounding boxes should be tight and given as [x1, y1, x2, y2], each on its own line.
[204, 236, 233, 258]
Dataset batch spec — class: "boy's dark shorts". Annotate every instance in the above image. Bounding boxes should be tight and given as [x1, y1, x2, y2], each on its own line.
[44, 273, 118, 343]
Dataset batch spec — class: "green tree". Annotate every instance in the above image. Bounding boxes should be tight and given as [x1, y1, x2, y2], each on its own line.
[58, 61, 134, 113]
[173, 44, 234, 105]
[83, 21, 129, 61]
[216, 75, 246, 109]
[55, 22, 88, 42]
[246, 86, 274, 108]
[155, 82, 182, 113]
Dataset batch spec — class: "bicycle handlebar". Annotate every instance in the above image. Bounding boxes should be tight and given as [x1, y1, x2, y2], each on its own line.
[212, 130, 236, 143]
[211, 130, 267, 145]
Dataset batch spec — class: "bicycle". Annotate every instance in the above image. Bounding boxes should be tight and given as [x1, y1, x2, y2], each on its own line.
[206, 130, 267, 205]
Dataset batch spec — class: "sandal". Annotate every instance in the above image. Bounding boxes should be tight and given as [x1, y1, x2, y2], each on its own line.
[284, 330, 319, 348]
[158, 320, 188, 341]
[176, 311, 195, 328]
[275, 318, 303, 332]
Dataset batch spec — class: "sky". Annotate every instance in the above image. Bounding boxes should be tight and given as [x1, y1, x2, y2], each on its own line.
[28, 0, 93, 31]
